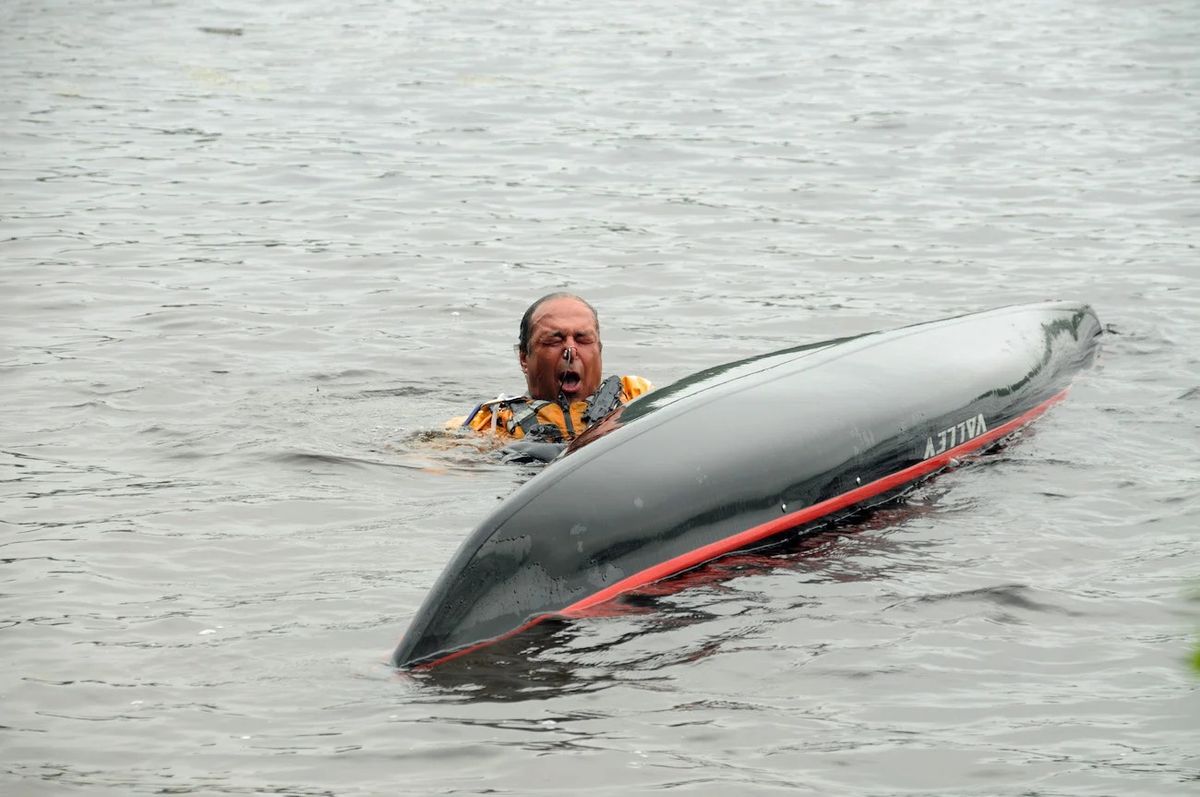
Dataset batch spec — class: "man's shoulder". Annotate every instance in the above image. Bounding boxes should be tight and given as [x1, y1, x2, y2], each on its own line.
[620, 375, 653, 400]
[460, 394, 526, 434]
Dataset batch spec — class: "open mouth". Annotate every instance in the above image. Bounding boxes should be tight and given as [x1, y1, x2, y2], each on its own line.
[558, 370, 582, 395]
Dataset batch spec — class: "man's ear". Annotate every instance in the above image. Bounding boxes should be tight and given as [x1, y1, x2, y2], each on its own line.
[518, 346, 528, 373]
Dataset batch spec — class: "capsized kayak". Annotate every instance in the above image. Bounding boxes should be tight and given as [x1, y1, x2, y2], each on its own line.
[393, 301, 1102, 668]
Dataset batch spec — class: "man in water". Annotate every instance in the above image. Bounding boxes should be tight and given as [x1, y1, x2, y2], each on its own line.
[460, 293, 652, 443]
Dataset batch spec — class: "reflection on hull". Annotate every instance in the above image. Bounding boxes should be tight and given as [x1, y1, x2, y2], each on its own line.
[393, 301, 1102, 669]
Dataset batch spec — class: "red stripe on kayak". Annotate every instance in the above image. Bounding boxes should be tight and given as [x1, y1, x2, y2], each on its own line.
[409, 613, 551, 670]
[411, 390, 1067, 669]
[559, 389, 1067, 616]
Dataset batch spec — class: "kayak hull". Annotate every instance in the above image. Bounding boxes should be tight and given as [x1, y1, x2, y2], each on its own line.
[393, 301, 1101, 668]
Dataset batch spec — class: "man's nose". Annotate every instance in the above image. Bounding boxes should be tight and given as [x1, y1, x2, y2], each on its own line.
[562, 346, 575, 364]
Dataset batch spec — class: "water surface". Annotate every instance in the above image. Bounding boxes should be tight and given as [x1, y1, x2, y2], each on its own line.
[3, 0, 1198, 794]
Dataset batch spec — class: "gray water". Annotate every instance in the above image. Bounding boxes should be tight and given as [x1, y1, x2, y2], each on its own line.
[3, 0, 1199, 794]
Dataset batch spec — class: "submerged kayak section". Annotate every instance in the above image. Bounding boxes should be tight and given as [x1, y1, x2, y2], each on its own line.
[393, 301, 1102, 669]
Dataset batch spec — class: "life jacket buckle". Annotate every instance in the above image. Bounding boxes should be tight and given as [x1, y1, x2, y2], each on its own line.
[583, 375, 623, 425]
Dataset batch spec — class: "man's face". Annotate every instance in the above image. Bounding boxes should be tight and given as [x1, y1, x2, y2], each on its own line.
[519, 297, 603, 402]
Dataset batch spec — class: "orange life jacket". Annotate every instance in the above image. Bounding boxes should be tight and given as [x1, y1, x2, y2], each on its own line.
[463, 375, 652, 441]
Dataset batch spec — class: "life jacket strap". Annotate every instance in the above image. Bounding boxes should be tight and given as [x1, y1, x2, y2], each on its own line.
[506, 399, 558, 440]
